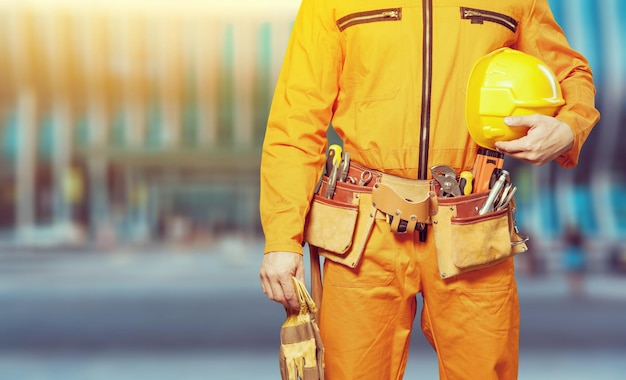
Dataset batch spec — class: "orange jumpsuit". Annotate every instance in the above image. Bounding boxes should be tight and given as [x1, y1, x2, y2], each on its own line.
[260, 0, 599, 378]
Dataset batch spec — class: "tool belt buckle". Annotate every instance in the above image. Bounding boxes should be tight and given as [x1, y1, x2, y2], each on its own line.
[388, 216, 426, 234]
[371, 182, 431, 234]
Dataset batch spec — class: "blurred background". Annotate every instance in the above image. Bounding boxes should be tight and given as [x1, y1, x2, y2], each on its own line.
[0, 0, 624, 379]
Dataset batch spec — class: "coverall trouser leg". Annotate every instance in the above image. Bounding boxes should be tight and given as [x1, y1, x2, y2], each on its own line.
[319, 215, 519, 379]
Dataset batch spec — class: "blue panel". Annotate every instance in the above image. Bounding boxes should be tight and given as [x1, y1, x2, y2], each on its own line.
[182, 101, 198, 147]
[611, 182, 626, 237]
[218, 23, 235, 145]
[74, 116, 90, 147]
[182, 69, 198, 147]
[571, 186, 598, 236]
[255, 23, 273, 143]
[548, 0, 564, 25]
[146, 100, 162, 149]
[580, 0, 603, 84]
[38, 115, 54, 160]
[111, 110, 126, 147]
[550, 0, 604, 83]
[615, 1, 626, 91]
[538, 188, 560, 238]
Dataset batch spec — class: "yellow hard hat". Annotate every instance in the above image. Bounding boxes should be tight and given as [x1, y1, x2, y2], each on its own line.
[466, 48, 565, 149]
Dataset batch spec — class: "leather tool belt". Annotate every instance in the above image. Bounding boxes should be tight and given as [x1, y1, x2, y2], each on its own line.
[304, 159, 528, 277]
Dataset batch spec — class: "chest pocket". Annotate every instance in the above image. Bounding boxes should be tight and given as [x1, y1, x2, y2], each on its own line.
[338, 8, 403, 102]
[337, 8, 402, 31]
[460, 7, 518, 33]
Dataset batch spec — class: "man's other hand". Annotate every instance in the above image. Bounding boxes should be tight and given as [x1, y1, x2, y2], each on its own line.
[260, 251, 305, 311]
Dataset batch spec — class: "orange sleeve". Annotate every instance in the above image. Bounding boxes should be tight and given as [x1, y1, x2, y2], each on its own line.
[514, 0, 600, 168]
[259, 0, 342, 255]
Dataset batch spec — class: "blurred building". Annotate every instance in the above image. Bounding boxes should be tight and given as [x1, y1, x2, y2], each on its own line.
[0, 0, 297, 246]
[0, 0, 624, 259]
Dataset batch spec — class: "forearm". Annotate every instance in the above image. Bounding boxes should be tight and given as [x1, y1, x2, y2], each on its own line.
[260, 0, 341, 254]
[514, 0, 599, 167]
[554, 68, 599, 167]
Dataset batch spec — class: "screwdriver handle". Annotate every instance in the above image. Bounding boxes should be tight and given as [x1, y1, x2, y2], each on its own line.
[459, 171, 474, 195]
[326, 144, 343, 175]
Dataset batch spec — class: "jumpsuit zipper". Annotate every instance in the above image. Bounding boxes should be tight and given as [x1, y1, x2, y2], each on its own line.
[418, 0, 433, 180]
[460, 7, 518, 33]
[417, 0, 433, 242]
[337, 8, 402, 31]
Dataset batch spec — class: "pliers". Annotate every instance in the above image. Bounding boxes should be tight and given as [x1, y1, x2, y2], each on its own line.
[431, 165, 462, 197]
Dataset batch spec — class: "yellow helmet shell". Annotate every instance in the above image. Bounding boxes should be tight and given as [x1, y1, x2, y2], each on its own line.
[466, 48, 565, 149]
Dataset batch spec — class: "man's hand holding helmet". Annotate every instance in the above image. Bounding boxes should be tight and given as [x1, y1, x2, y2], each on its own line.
[494, 114, 574, 166]
[466, 47, 569, 165]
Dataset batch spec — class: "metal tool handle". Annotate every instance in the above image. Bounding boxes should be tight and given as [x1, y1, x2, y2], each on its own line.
[478, 170, 509, 215]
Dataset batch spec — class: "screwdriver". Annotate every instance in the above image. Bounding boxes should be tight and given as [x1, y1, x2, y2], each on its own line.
[326, 144, 343, 175]
[459, 171, 474, 195]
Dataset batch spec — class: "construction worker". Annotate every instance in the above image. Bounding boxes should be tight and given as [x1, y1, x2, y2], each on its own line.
[259, 0, 600, 379]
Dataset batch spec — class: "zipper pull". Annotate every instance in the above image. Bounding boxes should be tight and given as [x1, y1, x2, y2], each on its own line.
[382, 10, 399, 19]
[463, 9, 485, 24]
[463, 9, 481, 18]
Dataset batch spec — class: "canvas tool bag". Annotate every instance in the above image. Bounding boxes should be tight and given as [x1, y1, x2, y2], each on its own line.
[279, 277, 324, 380]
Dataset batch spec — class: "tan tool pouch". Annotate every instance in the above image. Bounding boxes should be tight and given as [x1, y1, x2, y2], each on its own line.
[304, 177, 377, 268]
[431, 191, 528, 279]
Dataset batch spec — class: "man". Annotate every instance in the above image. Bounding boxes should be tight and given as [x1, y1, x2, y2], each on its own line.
[259, 0, 599, 378]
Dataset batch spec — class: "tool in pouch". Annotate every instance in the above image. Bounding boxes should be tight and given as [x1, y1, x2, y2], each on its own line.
[323, 144, 343, 199]
[472, 147, 505, 193]
[430, 163, 528, 279]
[458, 171, 473, 195]
[431, 165, 462, 197]
[479, 170, 516, 215]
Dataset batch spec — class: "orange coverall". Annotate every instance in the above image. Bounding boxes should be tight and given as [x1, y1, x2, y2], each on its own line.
[260, 0, 599, 378]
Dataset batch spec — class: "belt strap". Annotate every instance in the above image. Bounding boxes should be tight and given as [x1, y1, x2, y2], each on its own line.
[309, 245, 323, 323]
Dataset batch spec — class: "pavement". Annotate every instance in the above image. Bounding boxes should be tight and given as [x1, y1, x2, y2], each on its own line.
[0, 238, 625, 379]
